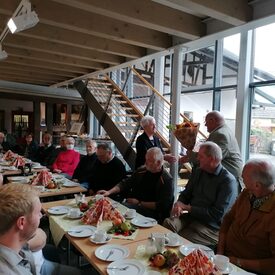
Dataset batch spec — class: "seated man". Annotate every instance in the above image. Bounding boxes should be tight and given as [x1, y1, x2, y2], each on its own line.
[21, 133, 39, 161]
[0, 183, 85, 275]
[0, 131, 11, 153]
[36, 133, 56, 168]
[98, 147, 174, 223]
[163, 141, 238, 247]
[52, 136, 80, 179]
[72, 139, 97, 189]
[88, 143, 126, 199]
[217, 159, 275, 274]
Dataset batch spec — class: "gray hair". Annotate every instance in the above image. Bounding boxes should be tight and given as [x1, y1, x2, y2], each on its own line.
[206, 111, 225, 125]
[244, 159, 275, 188]
[146, 147, 164, 163]
[97, 143, 112, 153]
[140, 115, 155, 128]
[200, 141, 222, 161]
[86, 139, 97, 147]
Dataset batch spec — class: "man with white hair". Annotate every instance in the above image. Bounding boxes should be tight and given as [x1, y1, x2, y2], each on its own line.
[98, 147, 174, 223]
[164, 141, 238, 247]
[135, 115, 177, 169]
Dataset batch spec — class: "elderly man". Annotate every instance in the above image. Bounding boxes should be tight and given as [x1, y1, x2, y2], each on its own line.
[182, 111, 243, 190]
[52, 136, 80, 178]
[164, 141, 238, 247]
[98, 147, 174, 223]
[72, 139, 97, 188]
[0, 183, 83, 275]
[88, 143, 126, 198]
[36, 133, 56, 168]
[135, 115, 177, 169]
[217, 159, 275, 274]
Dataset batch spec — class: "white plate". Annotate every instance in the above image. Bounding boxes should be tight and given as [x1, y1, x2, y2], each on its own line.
[68, 225, 96, 237]
[179, 243, 214, 256]
[66, 212, 84, 219]
[95, 244, 129, 262]
[47, 206, 71, 215]
[107, 259, 145, 275]
[217, 263, 234, 274]
[165, 238, 184, 247]
[89, 234, 112, 244]
[2, 166, 17, 170]
[131, 217, 157, 228]
[63, 181, 80, 187]
[7, 176, 28, 182]
[52, 174, 64, 180]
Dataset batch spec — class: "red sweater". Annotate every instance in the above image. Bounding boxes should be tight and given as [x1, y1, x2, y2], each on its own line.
[52, 149, 80, 176]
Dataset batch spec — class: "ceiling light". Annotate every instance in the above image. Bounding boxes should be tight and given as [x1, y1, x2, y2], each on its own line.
[0, 44, 8, 60]
[7, 10, 39, 34]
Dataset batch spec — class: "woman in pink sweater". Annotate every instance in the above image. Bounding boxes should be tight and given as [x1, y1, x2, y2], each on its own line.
[52, 137, 80, 178]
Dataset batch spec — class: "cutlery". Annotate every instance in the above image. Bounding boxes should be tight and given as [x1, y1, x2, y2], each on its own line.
[105, 249, 114, 260]
[107, 266, 129, 271]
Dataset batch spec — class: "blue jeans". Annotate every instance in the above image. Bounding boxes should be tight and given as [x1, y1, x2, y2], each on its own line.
[40, 260, 82, 275]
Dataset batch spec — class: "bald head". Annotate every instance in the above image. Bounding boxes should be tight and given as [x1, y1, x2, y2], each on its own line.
[205, 111, 225, 133]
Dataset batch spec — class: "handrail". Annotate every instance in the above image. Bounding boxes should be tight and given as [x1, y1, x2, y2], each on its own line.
[131, 67, 207, 139]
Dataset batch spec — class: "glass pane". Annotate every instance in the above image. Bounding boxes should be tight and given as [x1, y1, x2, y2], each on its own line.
[180, 90, 213, 138]
[250, 85, 275, 162]
[220, 88, 237, 135]
[182, 45, 215, 87]
[222, 34, 240, 86]
[253, 23, 275, 82]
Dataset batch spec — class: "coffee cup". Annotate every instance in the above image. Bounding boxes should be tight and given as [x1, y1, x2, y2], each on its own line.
[151, 233, 169, 253]
[68, 208, 81, 218]
[166, 232, 179, 245]
[214, 254, 229, 271]
[74, 194, 85, 205]
[93, 230, 107, 242]
[125, 209, 136, 218]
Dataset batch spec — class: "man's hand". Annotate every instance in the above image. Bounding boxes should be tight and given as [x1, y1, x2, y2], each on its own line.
[97, 190, 110, 196]
[164, 154, 177, 164]
[126, 198, 139, 205]
[53, 169, 62, 173]
[170, 201, 191, 217]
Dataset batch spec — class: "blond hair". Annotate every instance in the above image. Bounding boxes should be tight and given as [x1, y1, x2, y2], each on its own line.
[0, 183, 39, 234]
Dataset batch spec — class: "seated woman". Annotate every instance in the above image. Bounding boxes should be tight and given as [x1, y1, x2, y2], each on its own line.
[217, 159, 275, 274]
[52, 136, 80, 179]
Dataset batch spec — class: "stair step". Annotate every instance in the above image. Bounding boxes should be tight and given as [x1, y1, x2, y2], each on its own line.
[108, 113, 139, 117]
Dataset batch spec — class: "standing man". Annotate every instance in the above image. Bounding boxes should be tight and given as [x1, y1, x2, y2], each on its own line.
[98, 147, 174, 223]
[181, 111, 243, 190]
[72, 139, 97, 188]
[135, 115, 177, 169]
[164, 142, 238, 247]
[88, 143, 126, 199]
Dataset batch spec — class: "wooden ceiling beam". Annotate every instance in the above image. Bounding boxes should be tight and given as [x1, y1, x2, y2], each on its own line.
[0, 74, 56, 86]
[3, 45, 106, 70]
[0, 63, 79, 78]
[3, 34, 124, 65]
[52, 0, 205, 40]
[153, 0, 252, 25]
[3, 57, 92, 75]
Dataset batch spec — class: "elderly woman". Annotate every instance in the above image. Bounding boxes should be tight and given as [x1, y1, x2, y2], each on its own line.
[135, 115, 176, 169]
[217, 159, 275, 274]
[52, 136, 80, 179]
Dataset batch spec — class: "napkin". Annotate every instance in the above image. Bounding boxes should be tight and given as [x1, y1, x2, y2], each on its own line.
[169, 249, 221, 275]
[11, 156, 25, 167]
[31, 170, 53, 186]
[3, 150, 16, 161]
[82, 198, 125, 226]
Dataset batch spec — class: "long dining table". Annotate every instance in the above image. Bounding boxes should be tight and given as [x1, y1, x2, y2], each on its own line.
[41, 197, 253, 275]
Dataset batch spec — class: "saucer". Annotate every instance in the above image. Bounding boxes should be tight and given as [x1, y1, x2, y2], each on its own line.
[66, 212, 83, 219]
[124, 214, 136, 219]
[217, 263, 233, 274]
[89, 234, 112, 244]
